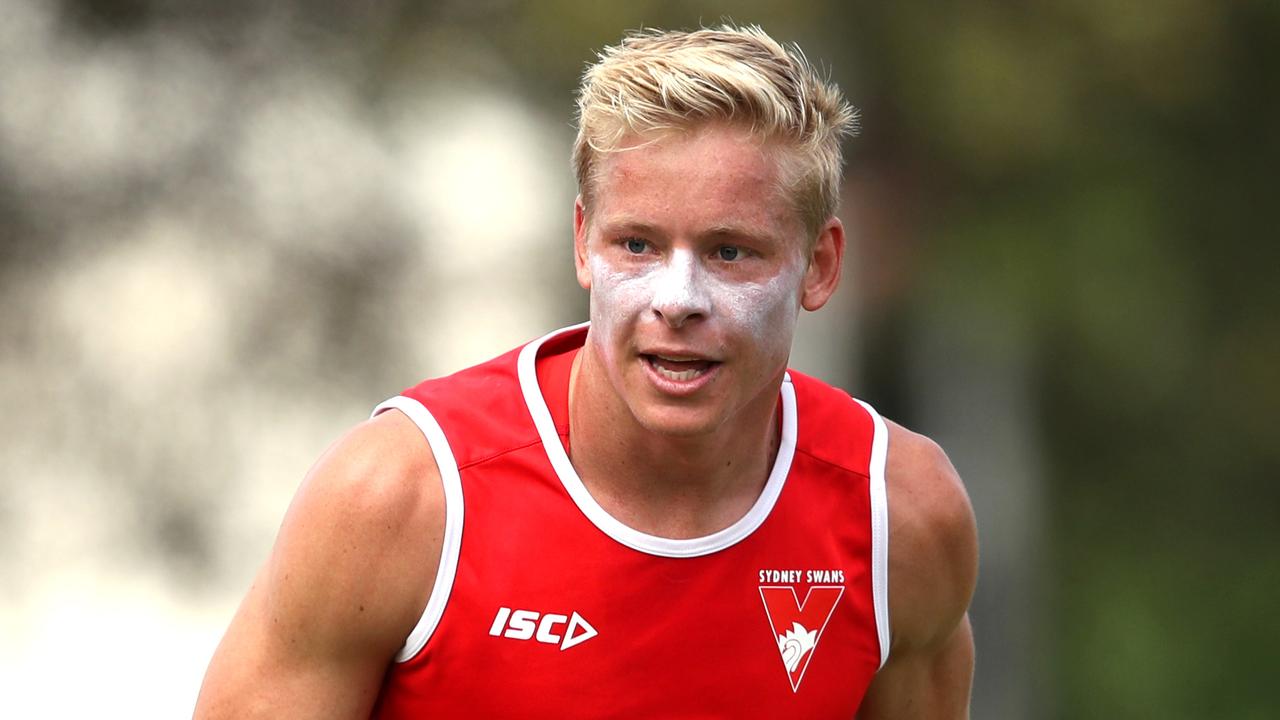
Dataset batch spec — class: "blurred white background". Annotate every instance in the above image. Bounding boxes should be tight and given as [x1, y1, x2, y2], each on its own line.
[0, 2, 577, 714]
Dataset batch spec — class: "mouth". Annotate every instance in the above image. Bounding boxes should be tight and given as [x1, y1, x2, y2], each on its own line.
[641, 353, 721, 382]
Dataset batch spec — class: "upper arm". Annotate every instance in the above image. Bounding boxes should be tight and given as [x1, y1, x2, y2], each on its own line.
[194, 409, 444, 720]
[858, 421, 978, 719]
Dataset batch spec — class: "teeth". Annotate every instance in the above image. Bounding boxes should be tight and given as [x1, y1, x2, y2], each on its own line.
[653, 364, 704, 382]
[645, 354, 714, 382]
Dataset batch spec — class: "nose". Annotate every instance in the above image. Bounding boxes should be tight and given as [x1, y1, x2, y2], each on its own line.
[650, 248, 711, 328]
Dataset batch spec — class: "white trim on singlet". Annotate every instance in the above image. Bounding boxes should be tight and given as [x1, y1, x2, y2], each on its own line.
[516, 323, 797, 559]
[371, 395, 464, 663]
[854, 398, 892, 670]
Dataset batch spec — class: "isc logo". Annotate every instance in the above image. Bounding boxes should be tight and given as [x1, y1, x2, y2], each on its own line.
[488, 606, 598, 651]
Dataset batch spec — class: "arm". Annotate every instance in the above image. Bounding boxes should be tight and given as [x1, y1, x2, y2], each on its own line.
[194, 409, 444, 719]
[858, 421, 979, 719]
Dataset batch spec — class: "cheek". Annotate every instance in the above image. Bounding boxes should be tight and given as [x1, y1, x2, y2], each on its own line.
[588, 256, 652, 337]
[718, 267, 803, 334]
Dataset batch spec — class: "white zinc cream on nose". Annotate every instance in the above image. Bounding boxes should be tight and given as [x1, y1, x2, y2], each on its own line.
[647, 248, 711, 325]
[587, 243, 806, 361]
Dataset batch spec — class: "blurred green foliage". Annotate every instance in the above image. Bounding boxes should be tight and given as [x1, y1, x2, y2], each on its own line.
[842, 2, 1280, 717]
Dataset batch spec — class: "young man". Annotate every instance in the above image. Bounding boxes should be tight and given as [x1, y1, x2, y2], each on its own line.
[196, 25, 977, 718]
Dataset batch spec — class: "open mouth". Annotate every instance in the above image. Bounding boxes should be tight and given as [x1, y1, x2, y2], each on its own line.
[642, 354, 720, 382]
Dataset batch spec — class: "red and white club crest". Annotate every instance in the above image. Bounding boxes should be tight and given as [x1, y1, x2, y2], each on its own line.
[759, 585, 844, 692]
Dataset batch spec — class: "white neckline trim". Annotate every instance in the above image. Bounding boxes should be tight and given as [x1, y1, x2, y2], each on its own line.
[517, 323, 797, 559]
[371, 396, 464, 663]
[854, 398, 892, 670]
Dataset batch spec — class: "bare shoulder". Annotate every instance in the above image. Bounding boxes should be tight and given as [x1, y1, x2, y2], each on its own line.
[883, 420, 978, 652]
[856, 421, 978, 717]
[195, 408, 444, 718]
[288, 408, 444, 558]
[269, 407, 445, 638]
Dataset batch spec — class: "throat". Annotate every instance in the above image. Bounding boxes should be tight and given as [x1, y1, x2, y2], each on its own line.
[567, 348, 782, 539]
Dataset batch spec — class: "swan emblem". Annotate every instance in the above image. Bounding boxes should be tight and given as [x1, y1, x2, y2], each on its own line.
[776, 622, 818, 674]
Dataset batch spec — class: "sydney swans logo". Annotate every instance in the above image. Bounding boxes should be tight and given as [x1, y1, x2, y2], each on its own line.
[777, 622, 819, 674]
[758, 570, 845, 692]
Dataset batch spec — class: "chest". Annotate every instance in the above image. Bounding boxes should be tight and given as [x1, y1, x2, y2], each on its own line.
[374, 448, 882, 718]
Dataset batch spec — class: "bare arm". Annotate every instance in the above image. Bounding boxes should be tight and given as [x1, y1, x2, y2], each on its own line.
[858, 422, 979, 719]
[194, 409, 444, 719]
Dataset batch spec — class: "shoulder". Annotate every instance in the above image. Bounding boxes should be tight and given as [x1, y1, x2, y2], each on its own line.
[883, 420, 978, 653]
[281, 408, 443, 557]
[195, 409, 444, 717]
[257, 407, 444, 661]
[295, 408, 443, 531]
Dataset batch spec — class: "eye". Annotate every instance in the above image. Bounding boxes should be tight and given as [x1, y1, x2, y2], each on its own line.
[717, 245, 742, 261]
[624, 237, 648, 254]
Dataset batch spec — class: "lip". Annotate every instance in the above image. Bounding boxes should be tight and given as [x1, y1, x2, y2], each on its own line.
[640, 346, 721, 363]
[638, 352, 721, 396]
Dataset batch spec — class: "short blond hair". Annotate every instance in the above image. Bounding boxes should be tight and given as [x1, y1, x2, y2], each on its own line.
[573, 25, 859, 237]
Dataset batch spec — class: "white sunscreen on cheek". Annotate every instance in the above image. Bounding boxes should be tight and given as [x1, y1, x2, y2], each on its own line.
[587, 251, 650, 365]
[713, 259, 805, 357]
[588, 245, 807, 362]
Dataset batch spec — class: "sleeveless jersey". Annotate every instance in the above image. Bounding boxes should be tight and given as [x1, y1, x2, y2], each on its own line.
[369, 323, 890, 718]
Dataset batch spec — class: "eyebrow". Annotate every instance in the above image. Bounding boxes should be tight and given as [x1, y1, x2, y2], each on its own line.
[599, 218, 778, 246]
[598, 219, 663, 238]
[702, 224, 776, 244]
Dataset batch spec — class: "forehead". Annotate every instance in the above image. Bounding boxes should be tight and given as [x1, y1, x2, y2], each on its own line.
[589, 126, 803, 239]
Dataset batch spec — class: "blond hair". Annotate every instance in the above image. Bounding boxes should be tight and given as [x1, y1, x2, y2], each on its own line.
[573, 24, 859, 237]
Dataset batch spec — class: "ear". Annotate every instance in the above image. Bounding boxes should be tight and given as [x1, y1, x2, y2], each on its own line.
[800, 217, 845, 312]
[574, 196, 592, 291]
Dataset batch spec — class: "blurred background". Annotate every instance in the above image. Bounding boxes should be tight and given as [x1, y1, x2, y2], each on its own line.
[1, 1, 1276, 717]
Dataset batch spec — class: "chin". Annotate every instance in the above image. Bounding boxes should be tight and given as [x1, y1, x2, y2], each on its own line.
[629, 403, 725, 438]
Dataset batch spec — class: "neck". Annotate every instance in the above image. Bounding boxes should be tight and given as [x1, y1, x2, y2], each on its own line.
[566, 343, 782, 539]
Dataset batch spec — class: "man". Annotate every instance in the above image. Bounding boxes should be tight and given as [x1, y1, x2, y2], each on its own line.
[196, 25, 977, 718]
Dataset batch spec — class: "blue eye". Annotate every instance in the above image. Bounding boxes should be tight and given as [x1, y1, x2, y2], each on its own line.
[625, 238, 647, 254]
[717, 246, 741, 261]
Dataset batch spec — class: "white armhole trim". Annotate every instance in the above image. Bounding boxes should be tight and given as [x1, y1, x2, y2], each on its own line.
[854, 398, 891, 670]
[371, 395, 464, 663]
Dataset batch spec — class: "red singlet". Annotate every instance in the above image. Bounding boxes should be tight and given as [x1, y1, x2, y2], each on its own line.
[370, 324, 890, 718]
